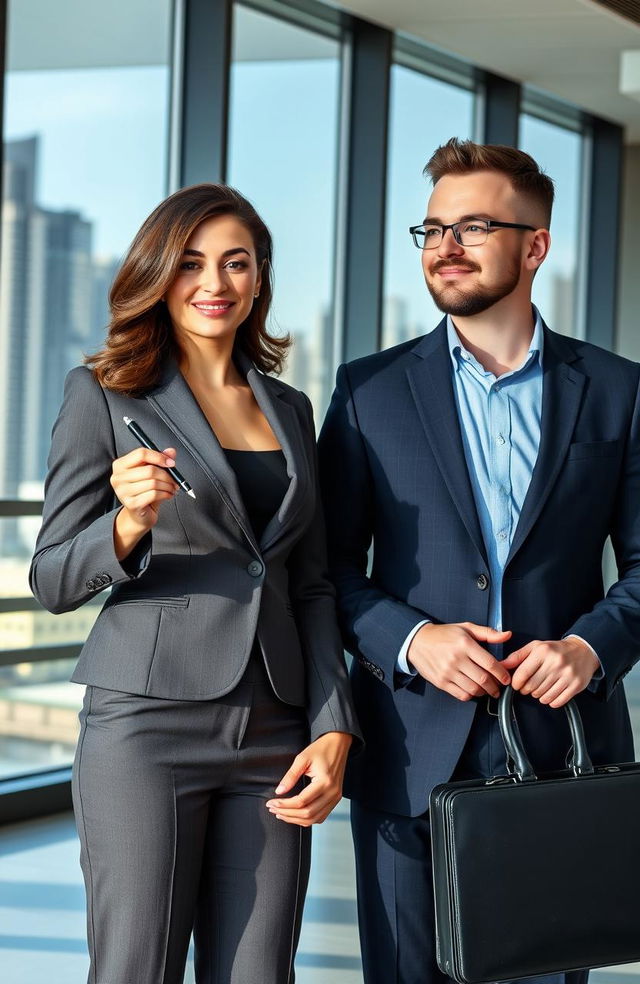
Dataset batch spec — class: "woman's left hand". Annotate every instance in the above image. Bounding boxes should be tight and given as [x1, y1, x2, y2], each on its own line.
[266, 732, 353, 826]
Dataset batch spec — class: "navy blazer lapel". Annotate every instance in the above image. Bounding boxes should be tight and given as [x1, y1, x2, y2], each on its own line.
[406, 320, 488, 565]
[506, 326, 586, 566]
[146, 359, 259, 550]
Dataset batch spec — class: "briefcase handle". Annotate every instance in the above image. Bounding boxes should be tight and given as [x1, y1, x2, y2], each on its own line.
[498, 685, 595, 782]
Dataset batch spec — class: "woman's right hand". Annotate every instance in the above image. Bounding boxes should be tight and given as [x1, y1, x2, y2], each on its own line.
[111, 447, 179, 558]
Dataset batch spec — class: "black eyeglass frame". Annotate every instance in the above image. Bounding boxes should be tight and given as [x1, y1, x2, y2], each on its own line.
[408, 219, 537, 250]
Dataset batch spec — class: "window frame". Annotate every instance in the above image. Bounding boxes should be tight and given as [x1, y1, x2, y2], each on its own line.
[0, 0, 626, 823]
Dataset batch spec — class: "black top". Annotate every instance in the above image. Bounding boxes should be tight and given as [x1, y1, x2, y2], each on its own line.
[223, 449, 288, 542]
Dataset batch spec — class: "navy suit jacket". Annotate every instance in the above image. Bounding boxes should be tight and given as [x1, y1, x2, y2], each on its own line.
[318, 318, 640, 816]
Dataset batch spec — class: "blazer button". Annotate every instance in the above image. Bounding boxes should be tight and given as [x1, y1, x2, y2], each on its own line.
[85, 579, 95, 590]
[100, 572, 112, 585]
[476, 573, 489, 591]
[247, 560, 264, 578]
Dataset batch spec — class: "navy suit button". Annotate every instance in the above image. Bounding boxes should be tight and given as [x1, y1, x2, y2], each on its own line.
[476, 573, 489, 590]
[247, 560, 264, 578]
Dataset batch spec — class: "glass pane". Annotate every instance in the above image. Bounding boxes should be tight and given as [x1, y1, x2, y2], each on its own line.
[1, 0, 171, 506]
[229, 4, 341, 422]
[0, 657, 82, 779]
[0, 515, 37, 597]
[0, 0, 171, 780]
[382, 65, 475, 349]
[519, 114, 584, 338]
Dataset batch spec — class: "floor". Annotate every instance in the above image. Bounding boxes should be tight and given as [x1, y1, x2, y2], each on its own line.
[0, 800, 637, 984]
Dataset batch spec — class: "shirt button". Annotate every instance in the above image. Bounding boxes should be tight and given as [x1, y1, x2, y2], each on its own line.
[247, 560, 264, 578]
[497, 531, 508, 541]
[476, 574, 489, 591]
[496, 435, 505, 446]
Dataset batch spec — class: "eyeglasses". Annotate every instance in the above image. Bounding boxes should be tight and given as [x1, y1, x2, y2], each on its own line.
[409, 218, 537, 250]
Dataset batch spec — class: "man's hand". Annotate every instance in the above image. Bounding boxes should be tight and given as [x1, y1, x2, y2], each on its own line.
[265, 732, 353, 827]
[407, 622, 512, 701]
[501, 636, 599, 708]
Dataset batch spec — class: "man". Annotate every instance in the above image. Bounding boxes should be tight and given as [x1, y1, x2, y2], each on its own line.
[318, 138, 640, 984]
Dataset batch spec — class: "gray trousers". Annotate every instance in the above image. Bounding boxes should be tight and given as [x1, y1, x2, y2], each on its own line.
[351, 704, 589, 984]
[72, 654, 311, 984]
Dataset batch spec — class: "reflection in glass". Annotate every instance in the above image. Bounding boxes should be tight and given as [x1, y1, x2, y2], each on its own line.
[229, 4, 341, 421]
[382, 65, 475, 350]
[519, 113, 584, 338]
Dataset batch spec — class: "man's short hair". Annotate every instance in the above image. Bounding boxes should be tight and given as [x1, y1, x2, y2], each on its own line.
[424, 138, 554, 228]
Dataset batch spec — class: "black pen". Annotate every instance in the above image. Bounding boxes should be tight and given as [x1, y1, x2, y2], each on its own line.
[122, 416, 196, 500]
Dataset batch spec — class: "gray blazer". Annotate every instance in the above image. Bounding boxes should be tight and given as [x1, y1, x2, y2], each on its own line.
[30, 354, 360, 743]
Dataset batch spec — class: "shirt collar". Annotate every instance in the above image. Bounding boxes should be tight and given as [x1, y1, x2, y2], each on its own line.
[447, 307, 544, 375]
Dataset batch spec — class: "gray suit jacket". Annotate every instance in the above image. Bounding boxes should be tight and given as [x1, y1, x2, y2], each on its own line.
[30, 354, 360, 743]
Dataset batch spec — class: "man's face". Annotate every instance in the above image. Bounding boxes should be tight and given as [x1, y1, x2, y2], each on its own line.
[422, 170, 535, 317]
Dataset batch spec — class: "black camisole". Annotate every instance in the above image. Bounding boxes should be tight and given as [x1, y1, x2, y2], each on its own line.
[223, 449, 288, 542]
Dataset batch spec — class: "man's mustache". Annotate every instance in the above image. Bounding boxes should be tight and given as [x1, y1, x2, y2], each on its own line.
[429, 260, 481, 274]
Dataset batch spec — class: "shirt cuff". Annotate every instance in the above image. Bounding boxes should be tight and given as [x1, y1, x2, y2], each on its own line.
[397, 620, 430, 675]
[563, 633, 604, 692]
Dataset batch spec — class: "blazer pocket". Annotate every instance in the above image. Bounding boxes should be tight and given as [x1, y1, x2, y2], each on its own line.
[567, 439, 621, 461]
[109, 595, 190, 608]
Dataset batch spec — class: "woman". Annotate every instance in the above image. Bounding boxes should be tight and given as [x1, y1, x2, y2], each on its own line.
[29, 183, 360, 984]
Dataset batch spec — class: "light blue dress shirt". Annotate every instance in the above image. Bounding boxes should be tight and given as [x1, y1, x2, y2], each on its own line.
[448, 311, 543, 641]
[397, 309, 599, 677]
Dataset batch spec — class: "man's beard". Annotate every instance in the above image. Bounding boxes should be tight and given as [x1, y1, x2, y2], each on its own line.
[426, 258, 520, 317]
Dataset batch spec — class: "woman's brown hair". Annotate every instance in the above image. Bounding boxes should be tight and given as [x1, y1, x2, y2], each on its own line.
[424, 138, 555, 228]
[86, 184, 289, 393]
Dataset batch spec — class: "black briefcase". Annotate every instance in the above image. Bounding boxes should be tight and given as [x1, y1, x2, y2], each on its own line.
[430, 686, 640, 983]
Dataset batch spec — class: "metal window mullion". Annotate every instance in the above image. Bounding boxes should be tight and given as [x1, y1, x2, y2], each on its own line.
[341, 18, 392, 362]
[0, 499, 43, 516]
[0, 768, 73, 825]
[583, 117, 623, 351]
[179, 0, 232, 187]
[0, 644, 82, 667]
[479, 71, 521, 148]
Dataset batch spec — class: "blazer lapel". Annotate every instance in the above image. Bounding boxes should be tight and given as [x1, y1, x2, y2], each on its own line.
[406, 321, 488, 565]
[238, 353, 308, 552]
[146, 354, 307, 555]
[146, 359, 259, 551]
[506, 326, 586, 566]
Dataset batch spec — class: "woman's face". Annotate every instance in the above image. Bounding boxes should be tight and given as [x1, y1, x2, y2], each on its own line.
[165, 214, 262, 348]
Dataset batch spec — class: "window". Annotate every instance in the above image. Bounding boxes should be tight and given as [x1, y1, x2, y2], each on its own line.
[519, 112, 585, 338]
[382, 61, 476, 350]
[0, 0, 172, 781]
[229, 3, 342, 421]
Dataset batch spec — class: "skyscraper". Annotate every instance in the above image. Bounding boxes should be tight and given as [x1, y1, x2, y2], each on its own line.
[0, 136, 93, 502]
[0, 136, 93, 556]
